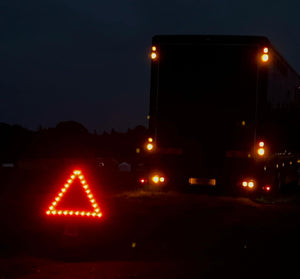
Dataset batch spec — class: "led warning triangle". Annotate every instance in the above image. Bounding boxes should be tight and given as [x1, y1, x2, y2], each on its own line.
[46, 169, 102, 218]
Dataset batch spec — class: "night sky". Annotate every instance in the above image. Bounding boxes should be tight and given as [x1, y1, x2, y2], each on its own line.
[1, 0, 300, 132]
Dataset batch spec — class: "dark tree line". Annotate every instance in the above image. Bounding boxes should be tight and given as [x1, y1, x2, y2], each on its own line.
[0, 121, 148, 163]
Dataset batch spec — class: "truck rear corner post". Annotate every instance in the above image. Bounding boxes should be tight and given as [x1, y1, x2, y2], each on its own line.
[139, 35, 300, 195]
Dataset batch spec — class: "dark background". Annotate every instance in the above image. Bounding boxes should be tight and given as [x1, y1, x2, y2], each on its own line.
[1, 0, 300, 132]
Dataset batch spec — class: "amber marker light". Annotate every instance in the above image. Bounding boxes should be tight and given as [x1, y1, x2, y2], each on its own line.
[261, 54, 269, 62]
[151, 52, 157, 59]
[248, 181, 254, 188]
[147, 143, 154, 151]
[257, 148, 265, 156]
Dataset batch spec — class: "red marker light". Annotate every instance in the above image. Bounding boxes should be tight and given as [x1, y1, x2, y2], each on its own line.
[139, 178, 146, 184]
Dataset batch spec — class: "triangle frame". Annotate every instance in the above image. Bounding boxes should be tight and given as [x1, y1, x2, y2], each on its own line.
[46, 169, 102, 218]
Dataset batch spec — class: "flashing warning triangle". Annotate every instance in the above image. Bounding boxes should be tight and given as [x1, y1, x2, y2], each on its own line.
[46, 169, 103, 218]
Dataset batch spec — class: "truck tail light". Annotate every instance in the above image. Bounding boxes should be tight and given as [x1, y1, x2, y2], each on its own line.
[241, 180, 255, 189]
[139, 178, 146, 184]
[151, 175, 165, 184]
[263, 185, 271, 192]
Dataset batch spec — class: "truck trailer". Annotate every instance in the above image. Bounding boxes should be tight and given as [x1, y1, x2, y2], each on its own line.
[139, 35, 300, 194]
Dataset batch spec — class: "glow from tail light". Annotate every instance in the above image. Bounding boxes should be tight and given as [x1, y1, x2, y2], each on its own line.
[46, 210, 50, 215]
[148, 137, 153, 142]
[266, 186, 271, 191]
[242, 181, 248, 187]
[139, 178, 146, 184]
[160, 177, 165, 183]
[263, 47, 269, 53]
[152, 46, 156, 51]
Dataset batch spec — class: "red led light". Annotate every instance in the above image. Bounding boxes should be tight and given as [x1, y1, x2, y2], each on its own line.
[46, 169, 103, 218]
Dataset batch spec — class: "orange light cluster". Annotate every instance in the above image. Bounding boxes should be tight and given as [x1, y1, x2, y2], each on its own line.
[152, 175, 165, 184]
[242, 180, 255, 189]
[146, 137, 155, 151]
[46, 169, 102, 218]
[257, 141, 266, 157]
[138, 173, 166, 185]
[151, 46, 157, 60]
[261, 47, 269, 62]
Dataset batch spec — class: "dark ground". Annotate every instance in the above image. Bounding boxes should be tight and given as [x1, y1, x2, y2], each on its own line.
[1, 167, 300, 278]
